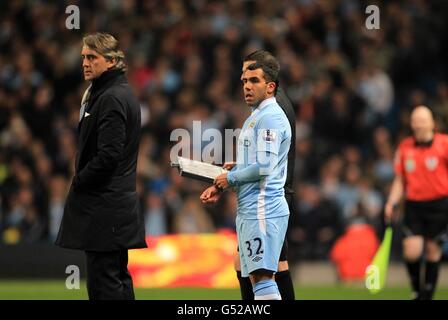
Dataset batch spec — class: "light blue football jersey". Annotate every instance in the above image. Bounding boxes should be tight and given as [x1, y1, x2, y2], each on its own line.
[228, 97, 292, 220]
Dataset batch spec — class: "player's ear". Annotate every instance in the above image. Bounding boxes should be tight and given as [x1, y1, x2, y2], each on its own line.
[266, 82, 276, 95]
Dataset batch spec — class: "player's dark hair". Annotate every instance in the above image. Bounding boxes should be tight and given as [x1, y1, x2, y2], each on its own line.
[244, 50, 280, 94]
[244, 50, 280, 70]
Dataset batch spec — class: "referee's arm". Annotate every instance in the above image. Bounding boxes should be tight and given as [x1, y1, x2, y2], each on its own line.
[385, 174, 404, 223]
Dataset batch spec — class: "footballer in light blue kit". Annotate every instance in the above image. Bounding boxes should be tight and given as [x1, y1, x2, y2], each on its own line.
[230, 95, 291, 274]
[201, 59, 291, 300]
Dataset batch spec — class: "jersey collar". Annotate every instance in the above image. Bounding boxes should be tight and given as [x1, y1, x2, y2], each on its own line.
[251, 97, 277, 114]
[414, 138, 434, 147]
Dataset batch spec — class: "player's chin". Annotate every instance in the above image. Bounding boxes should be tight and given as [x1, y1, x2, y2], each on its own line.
[245, 95, 254, 103]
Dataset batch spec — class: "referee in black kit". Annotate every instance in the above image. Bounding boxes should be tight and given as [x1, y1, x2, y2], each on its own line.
[230, 50, 297, 300]
[385, 106, 448, 300]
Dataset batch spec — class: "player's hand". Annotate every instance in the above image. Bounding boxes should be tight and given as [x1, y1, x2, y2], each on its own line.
[200, 185, 222, 204]
[214, 173, 229, 190]
[223, 162, 236, 170]
[384, 202, 395, 224]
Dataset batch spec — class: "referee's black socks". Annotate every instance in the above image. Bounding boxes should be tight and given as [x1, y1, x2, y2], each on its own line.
[275, 270, 295, 300]
[405, 259, 421, 296]
[423, 260, 440, 300]
[236, 270, 296, 300]
[236, 271, 254, 300]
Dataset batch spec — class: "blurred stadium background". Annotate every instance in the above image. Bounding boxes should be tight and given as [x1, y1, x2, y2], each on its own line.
[1, 0, 448, 299]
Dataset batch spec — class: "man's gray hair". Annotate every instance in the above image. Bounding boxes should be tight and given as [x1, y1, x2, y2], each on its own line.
[82, 32, 126, 72]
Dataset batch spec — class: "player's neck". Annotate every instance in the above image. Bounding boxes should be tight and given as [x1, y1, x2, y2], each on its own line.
[253, 96, 276, 111]
[414, 131, 435, 146]
[416, 131, 434, 142]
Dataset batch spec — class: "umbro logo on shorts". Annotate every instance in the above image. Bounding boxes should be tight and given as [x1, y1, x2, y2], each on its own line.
[252, 256, 263, 262]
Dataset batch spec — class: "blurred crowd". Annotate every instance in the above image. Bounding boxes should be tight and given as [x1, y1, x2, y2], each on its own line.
[1, 0, 448, 262]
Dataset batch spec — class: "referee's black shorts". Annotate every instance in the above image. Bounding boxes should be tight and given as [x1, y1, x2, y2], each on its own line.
[279, 192, 297, 261]
[403, 197, 448, 241]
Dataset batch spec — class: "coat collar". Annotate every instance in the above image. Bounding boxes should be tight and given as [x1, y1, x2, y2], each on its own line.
[86, 68, 126, 111]
[78, 69, 126, 131]
[90, 68, 126, 94]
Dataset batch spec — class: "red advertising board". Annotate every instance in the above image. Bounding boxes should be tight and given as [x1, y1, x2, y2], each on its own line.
[128, 231, 239, 288]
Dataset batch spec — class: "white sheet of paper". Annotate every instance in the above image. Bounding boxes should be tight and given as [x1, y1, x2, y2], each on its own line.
[177, 156, 228, 182]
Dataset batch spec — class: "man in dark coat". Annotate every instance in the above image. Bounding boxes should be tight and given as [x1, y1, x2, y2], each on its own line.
[56, 33, 146, 300]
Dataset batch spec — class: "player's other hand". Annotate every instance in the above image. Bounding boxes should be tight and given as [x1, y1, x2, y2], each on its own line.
[200, 185, 222, 204]
[223, 162, 236, 170]
[214, 173, 229, 190]
[384, 202, 395, 224]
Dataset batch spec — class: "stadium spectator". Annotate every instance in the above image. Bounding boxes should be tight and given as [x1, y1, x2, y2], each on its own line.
[48, 175, 68, 241]
[175, 195, 215, 234]
[330, 207, 379, 282]
[290, 183, 343, 260]
[144, 191, 169, 237]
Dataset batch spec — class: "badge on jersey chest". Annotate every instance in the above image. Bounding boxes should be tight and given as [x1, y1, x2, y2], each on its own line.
[425, 156, 438, 171]
[405, 158, 415, 172]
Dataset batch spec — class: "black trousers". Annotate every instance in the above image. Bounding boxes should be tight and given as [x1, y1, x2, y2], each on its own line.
[85, 249, 135, 300]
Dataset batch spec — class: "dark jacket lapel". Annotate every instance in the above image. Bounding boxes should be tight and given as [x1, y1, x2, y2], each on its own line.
[78, 69, 126, 131]
[76, 69, 127, 171]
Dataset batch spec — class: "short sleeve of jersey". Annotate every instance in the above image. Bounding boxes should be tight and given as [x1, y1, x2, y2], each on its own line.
[443, 134, 448, 160]
[256, 113, 283, 155]
[394, 143, 403, 176]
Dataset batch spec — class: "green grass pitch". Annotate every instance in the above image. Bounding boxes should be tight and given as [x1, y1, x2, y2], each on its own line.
[0, 280, 447, 300]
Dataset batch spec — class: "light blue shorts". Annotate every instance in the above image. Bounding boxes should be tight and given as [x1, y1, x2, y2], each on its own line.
[236, 215, 289, 277]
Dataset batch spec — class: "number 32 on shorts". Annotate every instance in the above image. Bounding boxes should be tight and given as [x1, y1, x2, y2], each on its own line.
[245, 237, 263, 257]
